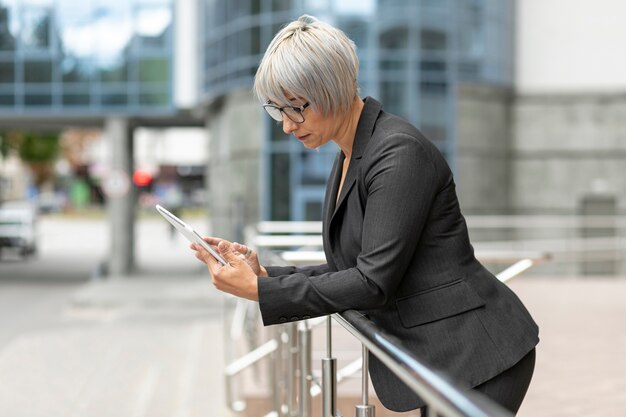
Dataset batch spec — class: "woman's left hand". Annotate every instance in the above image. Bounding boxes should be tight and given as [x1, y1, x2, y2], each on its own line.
[192, 240, 259, 301]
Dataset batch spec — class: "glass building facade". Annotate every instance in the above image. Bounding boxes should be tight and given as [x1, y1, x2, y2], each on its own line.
[0, 0, 174, 115]
[201, 0, 515, 221]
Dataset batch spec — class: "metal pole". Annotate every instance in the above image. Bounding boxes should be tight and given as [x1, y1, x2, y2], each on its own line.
[288, 323, 298, 416]
[298, 321, 312, 417]
[355, 345, 375, 417]
[270, 326, 282, 415]
[322, 316, 337, 417]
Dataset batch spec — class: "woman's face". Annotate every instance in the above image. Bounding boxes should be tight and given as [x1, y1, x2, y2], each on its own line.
[279, 96, 339, 149]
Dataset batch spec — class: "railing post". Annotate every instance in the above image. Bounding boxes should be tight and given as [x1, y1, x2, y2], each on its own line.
[271, 325, 284, 415]
[322, 316, 337, 417]
[355, 345, 375, 417]
[287, 323, 298, 416]
[298, 321, 312, 417]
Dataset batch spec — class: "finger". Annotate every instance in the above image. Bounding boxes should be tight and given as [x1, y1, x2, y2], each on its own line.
[233, 242, 247, 254]
[202, 236, 224, 246]
[217, 240, 242, 264]
[233, 242, 252, 258]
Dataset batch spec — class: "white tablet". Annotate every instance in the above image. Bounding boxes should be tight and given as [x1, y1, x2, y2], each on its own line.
[155, 204, 227, 266]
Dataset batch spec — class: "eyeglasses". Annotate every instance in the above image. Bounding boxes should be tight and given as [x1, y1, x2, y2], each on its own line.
[262, 101, 310, 123]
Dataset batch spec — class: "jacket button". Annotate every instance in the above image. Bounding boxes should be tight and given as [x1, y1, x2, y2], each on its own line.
[279, 317, 287, 323]
[290, 316, 299, 321]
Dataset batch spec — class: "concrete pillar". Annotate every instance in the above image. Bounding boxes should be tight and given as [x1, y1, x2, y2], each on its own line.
[105, 117, 135, 276]
[579, 191, 617, 276]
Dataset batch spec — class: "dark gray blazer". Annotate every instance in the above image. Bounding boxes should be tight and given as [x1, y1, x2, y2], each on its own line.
[258, 97, 539, 411]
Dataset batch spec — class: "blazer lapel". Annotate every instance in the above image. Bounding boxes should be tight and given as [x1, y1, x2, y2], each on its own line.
[323, 151, 343, 269]
[330, 97, 382, 224]
[323, 152, 343, 229]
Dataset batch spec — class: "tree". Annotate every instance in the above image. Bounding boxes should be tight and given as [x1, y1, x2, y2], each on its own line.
[1, 131, 60, 187]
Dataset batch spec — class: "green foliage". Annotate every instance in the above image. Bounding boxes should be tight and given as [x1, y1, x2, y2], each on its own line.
[17, 132, 60, 163]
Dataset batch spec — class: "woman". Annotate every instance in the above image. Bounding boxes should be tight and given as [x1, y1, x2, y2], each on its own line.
[192, 15, 538, 414]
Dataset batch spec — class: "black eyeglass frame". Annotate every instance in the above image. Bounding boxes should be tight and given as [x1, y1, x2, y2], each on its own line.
[262, 101, 310, 123]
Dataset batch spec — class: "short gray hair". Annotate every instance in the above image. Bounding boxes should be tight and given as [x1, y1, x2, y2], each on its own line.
[254, 15, 360, 116]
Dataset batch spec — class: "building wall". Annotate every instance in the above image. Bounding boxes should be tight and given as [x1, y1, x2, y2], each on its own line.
[516, 0, 626, 93]
[511, 93, 626, 215]
[456, 83, 512, 215]
[205, 88, 262, 241]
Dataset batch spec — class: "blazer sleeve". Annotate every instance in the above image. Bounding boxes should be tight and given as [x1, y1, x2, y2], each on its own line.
[258, 133, 441, 326]
[264, 264, 330, 277]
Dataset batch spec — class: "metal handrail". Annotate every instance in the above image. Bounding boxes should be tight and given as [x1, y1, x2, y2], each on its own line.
[333, 311, 514, 417]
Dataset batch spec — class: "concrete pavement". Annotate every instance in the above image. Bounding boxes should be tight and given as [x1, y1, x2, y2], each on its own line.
[0, 272, 235, 417]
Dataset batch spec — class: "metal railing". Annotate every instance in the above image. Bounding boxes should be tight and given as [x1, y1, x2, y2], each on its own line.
[223, 221, 551, 417]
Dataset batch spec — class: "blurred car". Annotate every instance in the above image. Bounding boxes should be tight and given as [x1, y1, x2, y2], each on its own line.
[0, 201, 38, 258]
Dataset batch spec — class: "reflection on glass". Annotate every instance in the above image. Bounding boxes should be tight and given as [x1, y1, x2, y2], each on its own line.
[138, 57, 168, 83]
[62, 57, 91, 82]
[0, 0, 174, 110]
[140, 91, 168, 106]
[0, 6, 17, 50]
[135, 4, 171, 49]
[100, 63, 128, 83]
[21, 6, 52, 50]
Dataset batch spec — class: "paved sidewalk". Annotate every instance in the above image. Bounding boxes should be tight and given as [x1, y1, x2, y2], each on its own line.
[0, 272, 236, 417]
[508, 277, 626, 417]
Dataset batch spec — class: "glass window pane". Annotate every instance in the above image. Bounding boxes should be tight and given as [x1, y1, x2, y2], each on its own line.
[62, 58, 91, 82]
[63, 93, 90, 106]
[272, 0, 291, 12]
[25, 61, 52, 83]
[270, 152, 290, 220]
[138, 58, 168, 83]
[0, 94, 15, 106]
[380, 26, 408, 50]
[0, 61, 15, 83]
[421, 29, 446, 50]
[100, 63, 128, 83]
[301, 150, 334, 185]
[102, 93, 128, 106]
[419, 82, 447, 142]
[25, 93, 52, 106]
[139, 92, 169, 106]
[381, 81, 406, 119]
[270, 120, 288, 142]
[305, 201, 323, 221]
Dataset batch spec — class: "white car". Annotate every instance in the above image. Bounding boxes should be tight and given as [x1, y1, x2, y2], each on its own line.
[0, 201, 38, 258]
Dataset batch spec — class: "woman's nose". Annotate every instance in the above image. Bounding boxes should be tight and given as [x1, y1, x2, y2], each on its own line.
[282, 114, 298, 134]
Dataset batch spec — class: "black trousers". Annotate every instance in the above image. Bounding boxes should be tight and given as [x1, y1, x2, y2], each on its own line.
[422, 348, 536, 416]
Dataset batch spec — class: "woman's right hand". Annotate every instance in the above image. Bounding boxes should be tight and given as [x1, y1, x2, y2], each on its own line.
[198, 237, 267, 276]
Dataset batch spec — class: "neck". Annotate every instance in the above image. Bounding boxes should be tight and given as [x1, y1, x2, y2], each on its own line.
[333, 97, 364, 160]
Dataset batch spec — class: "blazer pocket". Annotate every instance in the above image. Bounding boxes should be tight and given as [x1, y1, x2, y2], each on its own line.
[396, 279, 486, 328]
